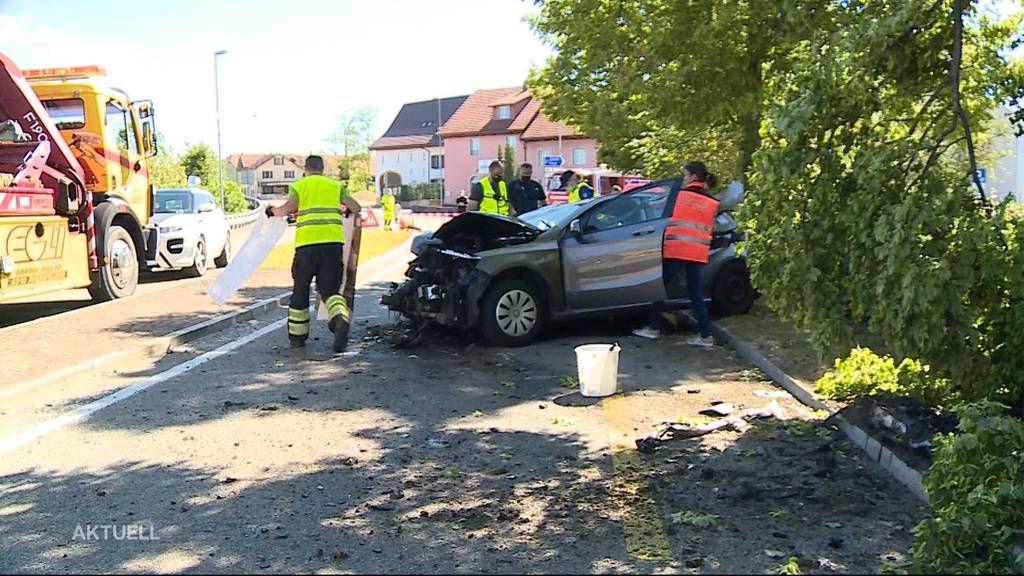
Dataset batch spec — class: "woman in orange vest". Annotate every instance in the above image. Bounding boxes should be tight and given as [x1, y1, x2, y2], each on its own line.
[632, 161, 719, 346]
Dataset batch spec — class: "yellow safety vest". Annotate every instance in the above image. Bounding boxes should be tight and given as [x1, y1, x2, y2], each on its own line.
[290, 175, 345, 247]
[568, 182, 598, 203]
[381, 194, 394, 215]
[478, 177, 509, 215]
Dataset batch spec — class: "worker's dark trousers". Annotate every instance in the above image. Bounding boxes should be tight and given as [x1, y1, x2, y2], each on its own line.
[288, 242, 346, 340]
[648, 259, 710, 337]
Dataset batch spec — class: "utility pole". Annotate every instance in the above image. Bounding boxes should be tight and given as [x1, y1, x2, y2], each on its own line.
[214, 49, 227, 208]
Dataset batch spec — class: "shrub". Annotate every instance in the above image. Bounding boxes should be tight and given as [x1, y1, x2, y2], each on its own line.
[815, 347, 953, 406]
[912, 402, 1024, 574]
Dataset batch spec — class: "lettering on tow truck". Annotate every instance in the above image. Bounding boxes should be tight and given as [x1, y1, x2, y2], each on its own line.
[5, 223, 65, 263]
[20, 111, 48, 141]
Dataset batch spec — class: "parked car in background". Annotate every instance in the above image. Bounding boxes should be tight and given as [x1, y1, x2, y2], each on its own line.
[383, 178, 754, 346]
[147, 188, 231, 277]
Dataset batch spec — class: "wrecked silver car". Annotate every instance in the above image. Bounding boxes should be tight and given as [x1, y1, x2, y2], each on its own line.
[381, 178, 755, 346]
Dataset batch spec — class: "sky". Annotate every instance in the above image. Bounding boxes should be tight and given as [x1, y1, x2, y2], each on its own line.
[1, 0, 552, 156]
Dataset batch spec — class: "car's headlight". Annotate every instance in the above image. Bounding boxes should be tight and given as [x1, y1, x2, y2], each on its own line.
[159, 226, 183, 233]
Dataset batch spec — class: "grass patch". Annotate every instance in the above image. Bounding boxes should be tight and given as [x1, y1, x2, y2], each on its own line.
[670, 510, 720, 528]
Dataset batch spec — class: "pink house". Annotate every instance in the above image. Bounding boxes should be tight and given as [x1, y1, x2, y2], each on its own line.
[438, 87, 600, 205]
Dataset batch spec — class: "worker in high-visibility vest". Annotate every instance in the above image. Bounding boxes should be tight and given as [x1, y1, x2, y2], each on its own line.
[381, 190, 395, 231]
[563, 170, 598, 203]
[468, 160, 510, 215]
[265, 155, 362, 353]
[632, 161, 719, 347]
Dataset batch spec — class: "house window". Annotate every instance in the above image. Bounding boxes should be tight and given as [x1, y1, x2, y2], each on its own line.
[497, 105, 511, 120]
[505, 135, 516, 149]
[431, 155, 444, 169]
[572, 147, 586, 166]
[421, 120, 433, 127]
[538, 148, 552, 168]
[469, 138, 480, 156]
[273, 156, 284, 166]
[261, 170, 273, 179]
[284, 170, 295, 179]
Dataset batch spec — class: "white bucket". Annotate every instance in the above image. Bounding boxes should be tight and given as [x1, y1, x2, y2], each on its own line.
[575, 343, 621, 398]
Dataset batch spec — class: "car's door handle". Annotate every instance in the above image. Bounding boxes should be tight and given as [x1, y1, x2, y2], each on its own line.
[632, 228, 656, 236]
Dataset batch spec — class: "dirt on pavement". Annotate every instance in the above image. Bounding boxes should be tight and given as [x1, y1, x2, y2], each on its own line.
[0, 284, 926, 574]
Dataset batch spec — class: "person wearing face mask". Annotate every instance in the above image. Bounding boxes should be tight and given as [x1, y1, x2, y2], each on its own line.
[468, 160, 510, 215]
[563, 170, 597, 203]
[632, 161, 719, 347]
[508, 162, 547, 215]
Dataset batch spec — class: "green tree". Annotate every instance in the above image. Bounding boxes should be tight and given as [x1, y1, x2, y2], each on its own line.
[179, 142, 245, 211]
[528, 0, 840, 181]
[501, 144, 517, 184]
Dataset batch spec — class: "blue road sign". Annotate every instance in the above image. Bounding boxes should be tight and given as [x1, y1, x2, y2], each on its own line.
[543, 155, 564, 168]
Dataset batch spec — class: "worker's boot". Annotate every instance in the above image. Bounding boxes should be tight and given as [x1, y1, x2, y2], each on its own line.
[325, 294, 350, 354]
[289, 335, 306, 348]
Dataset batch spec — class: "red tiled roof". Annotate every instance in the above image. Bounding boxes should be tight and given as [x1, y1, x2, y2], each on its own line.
[227, 153, 270, 170]
[369, 135, 434, 150]
[438, 87, 523, 137]
[508, 98, 542, 132]
[521, 110, 586, 141]
[490, 89, 531, 107]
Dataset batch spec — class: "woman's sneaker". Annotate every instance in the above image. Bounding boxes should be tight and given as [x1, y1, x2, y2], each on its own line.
[687, 335, 715, 348]
[632, 327, 661, 340]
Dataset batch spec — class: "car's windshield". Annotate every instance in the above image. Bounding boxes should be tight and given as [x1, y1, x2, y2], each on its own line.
[516, 202, 582, 231]
[155, 191, 193, 214]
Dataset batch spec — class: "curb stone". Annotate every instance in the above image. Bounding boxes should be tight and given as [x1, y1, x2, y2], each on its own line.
[710, 322, 928, 502]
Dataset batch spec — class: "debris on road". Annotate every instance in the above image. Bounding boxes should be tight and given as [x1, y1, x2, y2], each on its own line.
[636, 401, 791, 453]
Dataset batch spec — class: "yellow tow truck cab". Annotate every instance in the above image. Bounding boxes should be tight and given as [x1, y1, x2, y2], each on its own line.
[0, 56, 157, 303]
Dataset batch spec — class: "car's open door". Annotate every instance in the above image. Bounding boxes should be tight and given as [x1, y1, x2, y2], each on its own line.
[559, 179, 677, 311]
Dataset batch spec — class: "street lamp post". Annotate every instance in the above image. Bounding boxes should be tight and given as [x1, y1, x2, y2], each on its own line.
[214, 49, 227, 209]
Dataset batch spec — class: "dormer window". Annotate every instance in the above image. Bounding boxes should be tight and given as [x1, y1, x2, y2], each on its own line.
[496, 105, 511, 120]
[421, 120, 433, 127]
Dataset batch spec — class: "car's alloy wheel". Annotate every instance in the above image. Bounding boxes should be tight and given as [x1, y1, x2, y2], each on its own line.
[187, 238, 207, 278]
[495, 289, 538, 338]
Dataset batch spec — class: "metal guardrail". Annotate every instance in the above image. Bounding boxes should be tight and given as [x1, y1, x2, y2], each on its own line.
[224, 200, 263, 231]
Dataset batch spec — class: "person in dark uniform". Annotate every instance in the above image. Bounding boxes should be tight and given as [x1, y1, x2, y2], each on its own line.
[456, 190, 468, 213]
[508, 162, 547, 216]
[265, 155, 362, 353]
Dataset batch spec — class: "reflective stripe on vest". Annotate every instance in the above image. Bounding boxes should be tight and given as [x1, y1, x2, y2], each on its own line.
[567, 182, 597, 203]
[292, 175, 344, 247]
[663, 185, 719, 264]
[478, 178, 509, 215]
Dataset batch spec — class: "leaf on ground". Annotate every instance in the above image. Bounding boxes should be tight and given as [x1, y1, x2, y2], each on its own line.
[559, 375, 578, 388]
[472, 410, 484, 418]
[671, 510, 719, 528]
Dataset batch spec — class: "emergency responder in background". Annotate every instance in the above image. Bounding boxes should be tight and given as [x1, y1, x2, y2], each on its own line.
[381, 189, 395, 231]
[266, 155, 362, 353]
[632, 161, 719, 347]
[563, 170, 597, 203]
[468, 160, 509, 215]
[508, 162, 547, 215]
[456, 190, 469, 213]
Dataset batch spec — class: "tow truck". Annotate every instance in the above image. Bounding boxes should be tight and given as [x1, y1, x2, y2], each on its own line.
[0, 53, 157, 303]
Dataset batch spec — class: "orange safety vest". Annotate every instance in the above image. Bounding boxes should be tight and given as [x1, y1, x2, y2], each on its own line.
[663, 182, 719, 264]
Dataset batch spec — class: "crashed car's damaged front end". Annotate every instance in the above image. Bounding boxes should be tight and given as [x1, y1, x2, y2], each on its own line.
[380, 213, 538, 331]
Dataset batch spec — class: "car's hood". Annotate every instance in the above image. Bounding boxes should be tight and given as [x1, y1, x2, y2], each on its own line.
[150, 213, 196, 227]
[433, 212, 539, 241]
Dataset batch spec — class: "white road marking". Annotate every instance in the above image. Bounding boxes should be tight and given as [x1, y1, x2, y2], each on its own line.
[0, 236, 415, 456]
[0, 319, 284, 456]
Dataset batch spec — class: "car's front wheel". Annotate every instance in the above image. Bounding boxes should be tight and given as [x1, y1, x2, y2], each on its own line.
[480, 278, 546, 347]
[710, 258, 755, 316]
[186, 237, 207, 278]
[214, 236, 231, 268]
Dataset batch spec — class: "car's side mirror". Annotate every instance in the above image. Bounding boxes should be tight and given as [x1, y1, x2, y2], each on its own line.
[198, 202, 216, 213]
[569, 219, 583, 236]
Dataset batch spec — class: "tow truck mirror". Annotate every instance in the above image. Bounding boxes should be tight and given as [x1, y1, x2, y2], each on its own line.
[142, 121, 156, 157]
[569, 218, 583, 236]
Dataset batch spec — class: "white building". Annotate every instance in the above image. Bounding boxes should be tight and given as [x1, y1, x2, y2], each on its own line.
[984, 110, 1024, 203]
[369, 95, 467, 194]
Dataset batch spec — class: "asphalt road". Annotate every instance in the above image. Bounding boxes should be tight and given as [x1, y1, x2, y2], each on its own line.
[0, 236, 923, 573]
